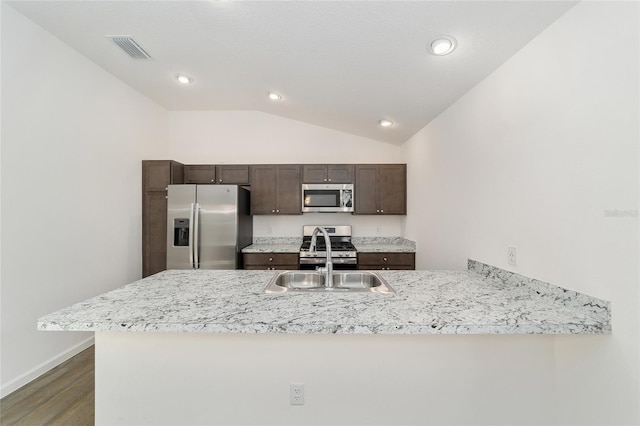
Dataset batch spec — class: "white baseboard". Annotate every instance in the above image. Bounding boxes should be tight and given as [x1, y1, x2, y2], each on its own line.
[0, 336, 95, 399]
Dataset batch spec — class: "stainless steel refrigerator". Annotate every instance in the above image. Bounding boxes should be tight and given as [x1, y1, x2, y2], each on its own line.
[166, 185, 252, 270]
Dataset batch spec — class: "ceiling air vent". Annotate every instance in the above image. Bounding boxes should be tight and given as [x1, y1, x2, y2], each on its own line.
[108, 36, 152, 60]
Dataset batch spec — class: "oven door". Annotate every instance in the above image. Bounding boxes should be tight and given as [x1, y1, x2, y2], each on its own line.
[299, 257, 357, 270]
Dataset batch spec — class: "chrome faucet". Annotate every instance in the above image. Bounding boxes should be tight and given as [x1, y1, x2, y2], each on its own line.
[309, 226, 333, 288]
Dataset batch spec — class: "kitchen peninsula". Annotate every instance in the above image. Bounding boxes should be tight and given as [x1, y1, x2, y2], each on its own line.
[38, 260, 609, 425]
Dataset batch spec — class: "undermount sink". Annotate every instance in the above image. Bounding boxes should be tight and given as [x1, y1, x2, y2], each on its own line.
[264, 271, 395, 293]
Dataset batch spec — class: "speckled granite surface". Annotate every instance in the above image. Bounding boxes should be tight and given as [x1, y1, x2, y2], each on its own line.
[242, 244, 301, 253]
[242, 237, 300, 253]
[353, 237, 416, 253]
[242, 237, 416, 253]
[38, 260, 609, 335]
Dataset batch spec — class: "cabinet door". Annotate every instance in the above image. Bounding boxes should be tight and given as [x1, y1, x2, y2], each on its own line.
[244, 253, 299, 267]
[302, 165, 328, 183]
[216, 165, 250, 184]
[250, 165, 277, 214]
[142, 160, 183, 277]
[328, 165, 354, 183]
[358, 252, 414, 269]
[143, 192, 168, 277]
[379, 164, 406, 215]
[171, 161, 184, 185]
[184, 165, 216, 184]
[354, 165, 379, 214]
[143, 160, 172, 192]
[276, 165, 302, 214]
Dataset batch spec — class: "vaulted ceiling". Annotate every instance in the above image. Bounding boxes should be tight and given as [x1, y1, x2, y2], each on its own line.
[7, 1, 577, 144]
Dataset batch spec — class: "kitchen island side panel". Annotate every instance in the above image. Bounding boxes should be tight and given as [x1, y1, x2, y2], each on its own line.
[95, 331, 556, 426]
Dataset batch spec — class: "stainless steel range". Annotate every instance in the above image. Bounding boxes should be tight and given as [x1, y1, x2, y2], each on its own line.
[299, 225, 357, 270]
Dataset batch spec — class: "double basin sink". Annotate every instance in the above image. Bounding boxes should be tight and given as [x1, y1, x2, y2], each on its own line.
[264, 271, 395, 293]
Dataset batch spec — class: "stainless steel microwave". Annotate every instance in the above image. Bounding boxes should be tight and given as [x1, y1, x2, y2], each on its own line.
[302, 184, 354, 213]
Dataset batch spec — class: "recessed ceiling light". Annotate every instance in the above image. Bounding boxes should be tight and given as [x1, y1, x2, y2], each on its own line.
[268, 92, 282, 101]
[379, 119, 394, 127]
[176, 74, 193, 84]
[429, 36, 457, 56]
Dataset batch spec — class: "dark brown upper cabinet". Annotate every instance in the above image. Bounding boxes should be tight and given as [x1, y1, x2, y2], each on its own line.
[142, 160, 184, 277]
[302, 164, 354, 183]
[355, 164, 406, 215]
[184, 165, 216, 184]
[184, 165, 250, 185]
[250, 165, 302, 215]
[215, 165, 250, 184]
[144, 160, 184, 192]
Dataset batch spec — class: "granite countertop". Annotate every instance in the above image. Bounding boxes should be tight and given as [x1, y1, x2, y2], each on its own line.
[242, 244, 302, 253]
[352, 237, 416, 253]
[242, 237, 300, 253]
[38, 260, 610, 335]
[242, 237, 417, 254]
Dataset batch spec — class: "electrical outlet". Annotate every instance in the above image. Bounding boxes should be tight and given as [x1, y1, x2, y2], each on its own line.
[507, 246, 517, 266]
[290, 383, 304, 405]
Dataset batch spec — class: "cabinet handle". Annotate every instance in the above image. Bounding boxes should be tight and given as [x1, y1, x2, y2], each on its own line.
[381, 209, 384, 213]
[269, 257, 273, 262]
[211, 179, 215, 182]
[383, 257, 388, 262]
[219, 179, 223, 183]
[276, 209, 280, 213]
[323, 178, 327, 182]
[328, 179, 332, 182]
[165, 195, 168, 199]
[376, 209, 380, 213]
[272, 210, 275, 213]
[165, 187, 168, 191]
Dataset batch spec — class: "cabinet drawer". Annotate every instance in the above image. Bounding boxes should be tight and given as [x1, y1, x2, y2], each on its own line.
[244, 264, 298, 271]
[243, 253, 299, 266]
[358, 252, 415, 266]
[358, 265, 414, 271]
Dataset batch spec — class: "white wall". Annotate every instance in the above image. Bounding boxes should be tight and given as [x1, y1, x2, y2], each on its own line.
[168, 111, 406, 237]
[96, 332, 557, 426]
[403, 2, 639, 424]
[0, 4, 169, 396]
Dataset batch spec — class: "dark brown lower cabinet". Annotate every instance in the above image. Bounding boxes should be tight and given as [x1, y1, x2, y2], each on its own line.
[243, 253, 299, 270]
[358, 252, 415, 270]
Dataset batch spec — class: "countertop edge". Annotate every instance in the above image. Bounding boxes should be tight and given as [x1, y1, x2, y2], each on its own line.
[37, 321, 611, 335]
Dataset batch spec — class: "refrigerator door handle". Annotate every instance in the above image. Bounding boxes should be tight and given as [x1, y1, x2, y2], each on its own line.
[189, 203, 195, 269]
[193, 203, 201, 269]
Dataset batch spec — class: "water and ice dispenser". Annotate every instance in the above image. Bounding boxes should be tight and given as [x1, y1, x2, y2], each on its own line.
[173, 218, 190, 247]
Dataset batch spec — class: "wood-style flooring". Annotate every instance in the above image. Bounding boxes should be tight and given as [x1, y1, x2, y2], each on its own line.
[1, 346, 95, 426]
